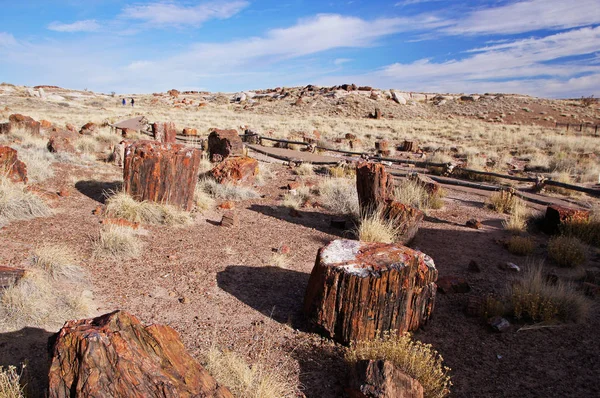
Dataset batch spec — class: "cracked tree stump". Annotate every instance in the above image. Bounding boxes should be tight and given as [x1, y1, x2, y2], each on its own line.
[356, 161, 394, 212]
[303, 239, 437, 345]
[123, 140, 200, 211]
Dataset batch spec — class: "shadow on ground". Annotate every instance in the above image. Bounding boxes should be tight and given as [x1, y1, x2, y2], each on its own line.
[0, 327, 54, 398]
[75, 180, 122, 203]
[217, 265, 310, 330]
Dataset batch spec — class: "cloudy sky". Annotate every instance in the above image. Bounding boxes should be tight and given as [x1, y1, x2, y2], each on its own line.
[0, 0, 598, 97]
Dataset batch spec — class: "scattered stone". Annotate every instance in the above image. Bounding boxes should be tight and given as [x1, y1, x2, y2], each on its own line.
[65, 123, 76, 133]
[287, 181, 301, 190]
[502, 262, 521, 272]
[218, 201, 235, 210]
[345, 133, 357, 140]
[488, 316, 510, 332]
[79, 122, 98, 135]
[544, 205, 590, 235]
[47, 310, 233, 398]
[152, 121, 177, 143]
[347, 359, 424, 398]
[220, 212, 239, 227]
[468, 260, 481, 273]
[276, 244, 291, 255]
[123, 140, 201, 211]
[304, 239, 437, 345]
[179, 296, 190, 304]
[466, 219, 483, 229]
[40, 119, 52, 129]
[58, 188, 69, 197]
[0, 146, 28, 183]
[8, 114, 40, 136]
[47, 136, 76, 153]
[209, 156, 258, 185]
[208, 129, 244, 162]
[92, 205, 104, 215]
[0, 266, 25, 290]
[437, 276, 471, 294]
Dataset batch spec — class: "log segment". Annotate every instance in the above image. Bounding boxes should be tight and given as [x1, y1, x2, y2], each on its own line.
[303, 239, 437, 345]
[209, 156, 258, 185]
[48, 310, 233, 398]
[152, 122, 177, 143]
[356, 161, 394, 212]
[8, 114, 41, 136]
[208, 129, 244, 162]
[123, 140, 200, 211]
[544, 205, 590, 234]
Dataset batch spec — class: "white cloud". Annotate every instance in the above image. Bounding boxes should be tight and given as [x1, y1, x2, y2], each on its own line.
[395, 0, 444, 7]
[446, 0, 600, 35]
[0, 32, 17, 47]
[121, 0, 249, 27]
[334, 58, 352, 65]
[48, 20, 101, 33]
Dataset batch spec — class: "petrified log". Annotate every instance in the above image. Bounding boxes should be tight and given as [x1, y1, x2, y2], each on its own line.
[356, 161, 394, 212]
[208, 129, 244, 162]
[303, 239, 437, 345]
[411, 174, 440, 195]
[182, 128, 198, 136]
[209, 156, 258, 185]
[152, 122, 177, 143]
[384, 201, 424, 245]
[400, 140, 418, 153]
[47, 136, 76, 153]
[112, 140, 128, 168]
[0, 146, 28, 183]
[375, 141, 389, 151]
[0, 266, 25, 289]
[544, 205, 590, 234]
[347, 360, 424, 398]
[79, 122, 98, 135]
[48, 310, 233, 398]
[123, 140, 201, 211]
[8, 114, 40, 136]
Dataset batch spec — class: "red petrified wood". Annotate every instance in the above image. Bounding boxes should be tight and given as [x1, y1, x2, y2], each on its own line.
[209, 156, 258, 185]
[347, 360, 424, 398]
[152, 122, 177, 143]
[0, 146, 28, 183]
[208, 129, 244, 162]
[544, 205, 590, 234]
[356, 161, 394, 211]
[303, 239, 437, 345]
[47, 310, 233, 398]
[8, 114, 41, 136]
[123, 140, 201, 211]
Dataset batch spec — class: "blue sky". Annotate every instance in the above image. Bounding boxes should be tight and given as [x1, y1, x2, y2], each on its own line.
[0, 0, 598, 97]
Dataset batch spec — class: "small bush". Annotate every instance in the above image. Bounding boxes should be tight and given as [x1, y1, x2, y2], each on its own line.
[328, 165, 355, 178]
[394, 179, 444, 210]
[75, 136, 99, 154]
[547, 236, 587, 267]
[509, 264, 590, 323]
[317, 177, 359, 216]
[11, 146, 55, 182]
[561, 220, 600, 247]
[105, 192, 192, 225]
[93, 225, 143, 259]
[294, 163, 314, 176]
[502, 199, 528, 233]
[194, 184, 215, 212]
[31, 244, 84, 281]
[0, 365, 25, 398]
[198, 178, 260, 201]
[486, 190, 518, 214]
[506, 236, 535, 256]
[0, 177, 52, 224]
[282, 186, 311, 209]
[355, 207, 400, 244]
[347, 332, 451, 398]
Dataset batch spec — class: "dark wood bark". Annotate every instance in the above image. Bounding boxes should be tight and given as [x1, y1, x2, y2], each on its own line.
[208, 129, 244, 162]
[123, 140, 200, 211]
[0, 145, 28, 183]
[304, 239, 437, 345]
[48, 310, 233, 398]
[347, 360, 424, 398]
[384, 201, 424, 245]
[356, 161, 394, 213]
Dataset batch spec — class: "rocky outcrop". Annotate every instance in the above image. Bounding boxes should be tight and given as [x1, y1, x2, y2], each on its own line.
[544, 205, 590, 234]
[209, 156, 258, 185]
[304, 239, 437, 345]
[48, 310, 233, 398]
[123, 140, 201, 211]
[0, 146, 28, 183]
[347, 360, 424, 398]
[208, 129, 243, 162]
[152, 122, 177, 143]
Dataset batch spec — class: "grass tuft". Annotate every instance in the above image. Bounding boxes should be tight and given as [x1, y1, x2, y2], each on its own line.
[294, 163, 314, 176]
[502, 199, 528, 233]
[31, 244, 84, 281]
[394, 179, 444, 210]
[547, 236, 587, 267]
[486, 190, 518, 214]
[105, 191, 192, 225]
[0, 177, 52, 225]
[93, 225, 143, 259]
[198, 177, 260, 201]
[317, 177, 359, 216]
[506, 236, 535, 256]
[347, 332, 451, 398]
[354, 207, 400, 244]
[0, 365, 25, 398]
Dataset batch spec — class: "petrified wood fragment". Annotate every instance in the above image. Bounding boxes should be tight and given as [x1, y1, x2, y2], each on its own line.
[0, 145, 28, 183]
[208, 129, 243, 162]
[152, 122, 177, 143]
[123, 140, 200, 211]
[384, 201, 424, 245]
[544, 205, 590, 234]
[0, 266, 25, 290]
[209, 156, 258, 185]
[356, 161, 394, 213]
[8, 114, 40, 136]
[347, 359, 424, 398]
[304, 239, 437, 345]
[48, 310, 233, 398]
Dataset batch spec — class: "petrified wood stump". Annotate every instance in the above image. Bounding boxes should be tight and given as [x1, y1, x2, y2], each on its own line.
[0, 145, 28, 183]
[384, 201, 424, 245]
[208, 129, 244, 162]
[123, 140, 200, 211]
[152, 122, 177, 143]
[356, 161, 394, 213]
[48, 310, 233, 398]
[304, 239, 437, 345]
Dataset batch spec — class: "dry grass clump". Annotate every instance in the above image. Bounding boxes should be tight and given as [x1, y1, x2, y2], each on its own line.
[394, 179, 444, 210]
[0, 177, 52, 224]
[547, 236, 587, 267]
[502, 199, 528, 233]
[93, 224, 143, 259]
[282, 186, 311, 209]
[75, 135, 99, 154]
[317, 177, 359, 216]
[355, 207, 400, 244]
[270, 252, 291, 268]
[509, 264, 590, 323]
[506, 236, 535, 256]
[105, 191, 192, 225]
[545, 172, 574, 196]
[31, 244, 84, 281]
[328, 164, 355, 178]
[255, 162, 275, 186]
[198, 155, 213, 175]
[486, 190, 518, 214]
[194, 184, 215, 212]
[0, 365, 25, 398]
[204, 348, 296, 398]
[347, 332, 451, 398]
[198, 178, 260, 201]
[561, 219, 600, 247]
[294, 163, 314, 176]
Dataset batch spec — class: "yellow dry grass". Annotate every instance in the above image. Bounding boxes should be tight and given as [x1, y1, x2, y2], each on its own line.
[0, 177, 52, 225]
[0, 366, 25, 398]
[105, 191, 192, 225]
[93, 224, 144, 260]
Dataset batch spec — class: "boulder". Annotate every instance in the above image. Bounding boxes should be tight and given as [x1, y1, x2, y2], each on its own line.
[79, 122, 98, 135]
[304, 239, 437, 345]
[152, 122, 177, 143]
[8, 114, 40, 135]
[123, 140, 201, 211]
[0, 146, 28, 183]
[208, 129, 244, 162]
[209, 156, 258, 185]
[544, 205, 590, 234]
[347, 360, 424, 398]
[47, 310, 233, 398]
[47, 136, 76, 153]
[0, 266, 25, 290]
[390, 91, 407, 105]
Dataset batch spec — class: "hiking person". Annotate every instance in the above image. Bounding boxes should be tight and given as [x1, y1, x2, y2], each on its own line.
[122, 98, 126, 106]
[131, 98, 135, 107]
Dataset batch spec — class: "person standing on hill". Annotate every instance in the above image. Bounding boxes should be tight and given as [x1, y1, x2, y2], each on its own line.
[131, 98, 135, 107]
[122, 98, 126, 106]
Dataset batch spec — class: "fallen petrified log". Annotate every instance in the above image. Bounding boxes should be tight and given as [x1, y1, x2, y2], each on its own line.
[48, 310, 233, 398]
[209, 156, 258, 185]
[123, 140, 201, 211]
[304, 239, 437, 345]
[0, 145, 28, 183]
[208, 129, 244, 162]
[544, 205, 590, 234]
[8, 114, 41, 136]
[347, 360, 424, 398]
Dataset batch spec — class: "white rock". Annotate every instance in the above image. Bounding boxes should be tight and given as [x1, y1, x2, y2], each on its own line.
[391, 90, 407, 105]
